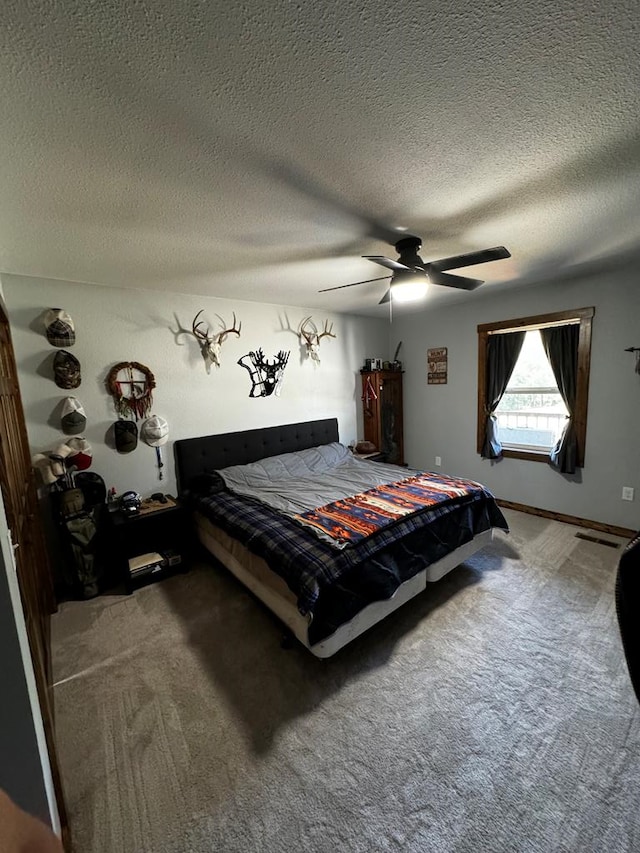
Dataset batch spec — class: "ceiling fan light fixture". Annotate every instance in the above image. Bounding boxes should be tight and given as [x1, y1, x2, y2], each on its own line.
[390, 276, 429, 303]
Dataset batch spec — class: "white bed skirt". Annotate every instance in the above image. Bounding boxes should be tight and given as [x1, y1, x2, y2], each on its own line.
[195, 512, 494, 658]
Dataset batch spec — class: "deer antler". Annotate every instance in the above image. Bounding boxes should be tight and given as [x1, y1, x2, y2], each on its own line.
[299, 317, 317, 346]
[216, 312, 242, 344]
[192, 310, 211, 343]
[317, 319, 336, 342]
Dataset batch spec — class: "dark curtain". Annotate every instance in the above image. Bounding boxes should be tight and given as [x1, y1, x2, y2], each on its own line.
[481, 331, 525, 458]
[540, 323, 580, 473]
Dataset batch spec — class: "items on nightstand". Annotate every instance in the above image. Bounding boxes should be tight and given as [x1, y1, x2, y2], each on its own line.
[109, 495, 189, 592]
[355, 440, 377, 454]
[120, 490, 142, 516]
[128, 550, 183, 583]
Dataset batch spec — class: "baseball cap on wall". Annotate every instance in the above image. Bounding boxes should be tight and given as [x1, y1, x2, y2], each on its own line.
[141, 415, 169, 447]
[53, 350, 81, 389]
[114, 420, 138, 453]
[44, 308, 75, 347]
[65, 437, 93, 471]
[61, 397, 86, 435]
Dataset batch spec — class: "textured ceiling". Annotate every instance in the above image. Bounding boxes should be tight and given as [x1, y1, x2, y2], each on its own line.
[1, 1, 639, 316]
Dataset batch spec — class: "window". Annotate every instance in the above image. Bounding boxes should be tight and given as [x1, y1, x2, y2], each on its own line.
[495, 330, 568, 452]
[477, 308, 594, 465]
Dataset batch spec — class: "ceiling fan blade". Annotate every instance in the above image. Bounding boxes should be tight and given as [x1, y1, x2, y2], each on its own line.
[378, 289, 391, 305]
[318, 275, 391, 293]
[427, 269, 484, 290]
[363, 256, 411, 272]
[429, 246, 511, 271]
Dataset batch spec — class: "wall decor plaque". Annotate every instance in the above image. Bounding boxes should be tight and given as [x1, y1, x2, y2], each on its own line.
[427, 347, 448, 385]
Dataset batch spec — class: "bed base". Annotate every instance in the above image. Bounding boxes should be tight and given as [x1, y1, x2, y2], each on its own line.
[196, 519, 494, 658]
[176, 418, 497, 658]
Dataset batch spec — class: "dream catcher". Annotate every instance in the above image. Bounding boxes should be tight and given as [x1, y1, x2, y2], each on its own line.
[106, 361, 156, 420]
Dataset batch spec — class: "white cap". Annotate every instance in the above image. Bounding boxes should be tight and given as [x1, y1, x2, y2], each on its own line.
[52, 441, 75, 460]
[141, 415, 169, 447]
[32, 453, 59, 485]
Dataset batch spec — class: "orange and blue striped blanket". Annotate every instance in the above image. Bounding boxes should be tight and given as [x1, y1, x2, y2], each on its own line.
[294, 472, 486, 546]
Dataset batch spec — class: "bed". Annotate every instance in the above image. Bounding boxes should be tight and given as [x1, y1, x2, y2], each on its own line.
[175, 418, 508, 657]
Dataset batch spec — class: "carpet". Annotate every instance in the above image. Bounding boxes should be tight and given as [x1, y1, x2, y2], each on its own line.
[51, 509, 640, 852]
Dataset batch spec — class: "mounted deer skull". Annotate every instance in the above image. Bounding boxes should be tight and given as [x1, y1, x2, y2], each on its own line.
[191, 311, 241, 371]
[299, 317, 336, 364]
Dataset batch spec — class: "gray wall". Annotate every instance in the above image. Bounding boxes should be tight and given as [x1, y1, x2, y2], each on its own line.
[393, 262, 640, 530]
[3, 275, 388, 498]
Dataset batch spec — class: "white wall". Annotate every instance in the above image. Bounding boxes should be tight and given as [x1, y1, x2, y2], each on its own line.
[3, 275, 389, 498]
[392, 263, 640, 530]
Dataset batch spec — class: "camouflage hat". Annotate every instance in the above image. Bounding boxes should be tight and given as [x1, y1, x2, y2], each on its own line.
[53, 350, 81, 389]
[44, 308, 75, 347]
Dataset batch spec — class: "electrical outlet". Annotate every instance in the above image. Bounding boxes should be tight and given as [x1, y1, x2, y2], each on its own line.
[622, 486, 635, 501]
[435, 456, 442, 466]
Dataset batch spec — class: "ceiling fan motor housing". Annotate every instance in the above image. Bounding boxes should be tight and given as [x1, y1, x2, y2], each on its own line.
[394, 236, 425, 269]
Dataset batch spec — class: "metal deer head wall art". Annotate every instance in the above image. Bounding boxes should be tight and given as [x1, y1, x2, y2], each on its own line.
[298, 317, 335, 364]
[238, 349, 290, 397]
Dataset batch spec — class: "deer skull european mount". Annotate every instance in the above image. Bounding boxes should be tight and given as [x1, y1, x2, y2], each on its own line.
[189, 311, 242, 372]
[298, 317, 336, 364]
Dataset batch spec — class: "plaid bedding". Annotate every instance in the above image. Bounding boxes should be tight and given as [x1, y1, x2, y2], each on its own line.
[188, 476, 508, 616]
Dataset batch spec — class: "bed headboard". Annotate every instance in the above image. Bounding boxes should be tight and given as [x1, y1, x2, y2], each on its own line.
[174, 418, 339, 493]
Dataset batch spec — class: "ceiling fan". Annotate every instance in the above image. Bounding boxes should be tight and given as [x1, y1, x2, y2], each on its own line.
[319, 236, 511, 304]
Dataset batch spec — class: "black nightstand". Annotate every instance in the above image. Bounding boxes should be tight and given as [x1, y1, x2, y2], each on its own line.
[109, 496, 191, 592]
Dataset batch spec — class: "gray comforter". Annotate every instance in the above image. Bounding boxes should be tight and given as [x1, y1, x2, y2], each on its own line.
[217, 441, 416, 515]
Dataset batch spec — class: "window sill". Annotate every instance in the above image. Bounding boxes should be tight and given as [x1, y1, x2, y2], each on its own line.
[500, 448, 550, 463]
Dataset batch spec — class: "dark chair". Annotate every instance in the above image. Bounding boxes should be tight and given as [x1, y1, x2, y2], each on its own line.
[615, 532, 640, 704]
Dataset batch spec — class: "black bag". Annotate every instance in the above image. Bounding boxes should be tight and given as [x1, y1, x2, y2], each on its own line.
[75, 471, 107, 508]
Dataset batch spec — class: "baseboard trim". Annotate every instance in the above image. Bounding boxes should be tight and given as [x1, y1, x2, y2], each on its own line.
[496, 500, 635, 540]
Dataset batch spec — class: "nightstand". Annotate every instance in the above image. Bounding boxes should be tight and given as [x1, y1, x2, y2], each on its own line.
[109, 496, 191, 592]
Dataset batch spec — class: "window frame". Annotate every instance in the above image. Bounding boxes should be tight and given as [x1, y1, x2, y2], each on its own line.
[477, 307, 594, 465]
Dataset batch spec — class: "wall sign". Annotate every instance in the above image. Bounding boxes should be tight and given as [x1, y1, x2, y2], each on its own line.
[427, 347, 448, 384]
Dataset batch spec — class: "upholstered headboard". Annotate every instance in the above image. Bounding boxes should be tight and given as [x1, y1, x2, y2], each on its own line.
[174, 418, 339, 494]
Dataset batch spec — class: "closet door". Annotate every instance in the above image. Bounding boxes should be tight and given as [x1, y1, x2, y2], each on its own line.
[0, 299, 69, 843]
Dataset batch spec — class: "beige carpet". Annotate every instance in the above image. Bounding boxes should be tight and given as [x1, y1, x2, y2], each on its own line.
[51, 510, 640, 853]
